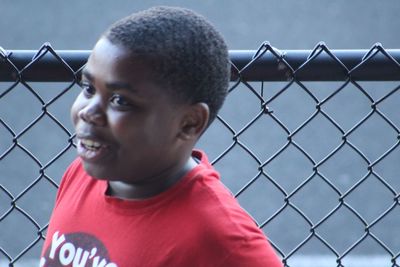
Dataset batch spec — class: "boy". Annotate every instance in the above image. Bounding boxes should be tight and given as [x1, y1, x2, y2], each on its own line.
[40, 6, 282, 267]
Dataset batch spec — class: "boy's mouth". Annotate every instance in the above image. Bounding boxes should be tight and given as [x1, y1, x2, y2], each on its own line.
[80, 138, 102, 151]
[77, 137, 111, 163]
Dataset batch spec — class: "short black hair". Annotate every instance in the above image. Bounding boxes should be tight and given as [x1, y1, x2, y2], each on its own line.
[103, 6, 230, 126]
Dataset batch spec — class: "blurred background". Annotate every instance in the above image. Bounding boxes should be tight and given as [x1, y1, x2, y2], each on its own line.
[1, 0, 399, 50]
[0, 0, 399, 266]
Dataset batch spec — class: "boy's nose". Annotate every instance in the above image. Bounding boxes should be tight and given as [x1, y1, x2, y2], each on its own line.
[78, 98, 107, 127]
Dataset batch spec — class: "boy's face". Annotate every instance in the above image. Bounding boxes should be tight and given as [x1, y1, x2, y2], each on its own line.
[71, 38, 189, 186]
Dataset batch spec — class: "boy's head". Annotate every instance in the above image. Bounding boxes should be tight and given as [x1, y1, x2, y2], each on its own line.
[103, 6, 230, 126]
[71, 6, 230, 192]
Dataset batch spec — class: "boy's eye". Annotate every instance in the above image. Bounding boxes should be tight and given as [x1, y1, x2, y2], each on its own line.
[80, 82, 95, 97]
[110, 94, 131, 108]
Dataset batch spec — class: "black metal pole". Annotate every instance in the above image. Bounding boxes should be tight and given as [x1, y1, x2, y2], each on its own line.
[0, 49, 399, 82]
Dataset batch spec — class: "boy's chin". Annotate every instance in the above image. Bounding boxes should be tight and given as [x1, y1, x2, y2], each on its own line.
[81, 161, 111, 180]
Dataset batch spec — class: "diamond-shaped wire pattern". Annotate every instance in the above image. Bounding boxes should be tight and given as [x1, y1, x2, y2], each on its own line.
[0, 43, 399, 267]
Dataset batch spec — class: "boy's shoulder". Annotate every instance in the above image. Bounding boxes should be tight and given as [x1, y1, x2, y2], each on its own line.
[61, 158, 86, 184]
[170, 163, 280, 266]
[55, 158, 88, 201]
[172, 156, 259, 235]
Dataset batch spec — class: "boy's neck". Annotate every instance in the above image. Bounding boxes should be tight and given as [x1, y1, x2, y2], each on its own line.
[106, 156, 198, 200]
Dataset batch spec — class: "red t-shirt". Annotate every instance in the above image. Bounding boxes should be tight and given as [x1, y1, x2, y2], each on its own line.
[40, 150, 282, 267]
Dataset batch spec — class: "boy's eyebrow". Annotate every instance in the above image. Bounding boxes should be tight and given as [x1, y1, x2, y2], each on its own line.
[81, 69, 94, 82]
[81, 69, 133, 92]
[105, 81, 133, 92]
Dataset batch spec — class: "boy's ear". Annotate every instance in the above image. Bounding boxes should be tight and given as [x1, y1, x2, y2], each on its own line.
[178, 103, 209, 141]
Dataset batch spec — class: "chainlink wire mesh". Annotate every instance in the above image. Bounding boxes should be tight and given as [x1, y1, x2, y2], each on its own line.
[0, 42, 399, 267]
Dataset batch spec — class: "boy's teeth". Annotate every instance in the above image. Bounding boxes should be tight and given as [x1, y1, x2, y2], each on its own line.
[81, 139, 102, 149]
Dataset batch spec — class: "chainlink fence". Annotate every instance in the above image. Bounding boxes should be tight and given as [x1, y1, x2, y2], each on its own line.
[1, 42, 400, 267]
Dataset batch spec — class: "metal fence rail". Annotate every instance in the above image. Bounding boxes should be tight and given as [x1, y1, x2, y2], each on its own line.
[1, 42, 399, 267]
